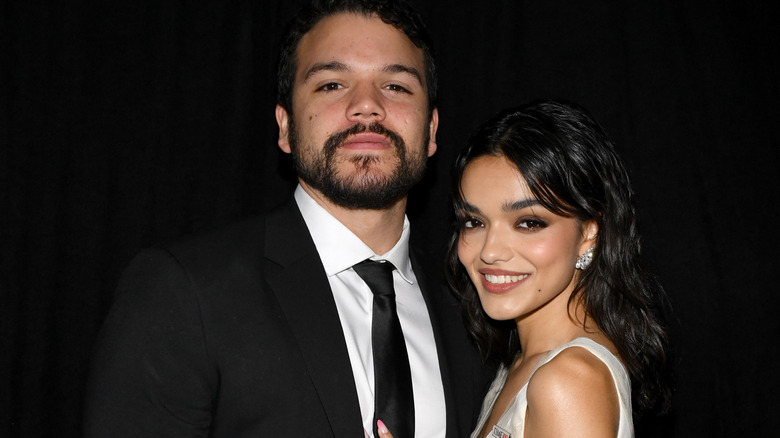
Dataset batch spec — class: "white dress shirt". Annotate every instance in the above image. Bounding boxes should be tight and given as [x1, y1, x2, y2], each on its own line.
[295, 186, 446, 438]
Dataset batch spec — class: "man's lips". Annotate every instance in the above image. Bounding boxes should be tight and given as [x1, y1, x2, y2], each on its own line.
[340, 133, 391, 150]
[478, 269, 529, 294]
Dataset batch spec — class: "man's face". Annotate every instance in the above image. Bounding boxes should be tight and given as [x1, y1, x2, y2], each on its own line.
[275, 13, 439, 209]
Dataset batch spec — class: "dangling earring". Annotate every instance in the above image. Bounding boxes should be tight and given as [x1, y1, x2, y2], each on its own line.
[575, 248, 594, 270]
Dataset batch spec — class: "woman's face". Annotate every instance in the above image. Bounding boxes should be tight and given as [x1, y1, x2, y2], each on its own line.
[456, 155, 596, 323]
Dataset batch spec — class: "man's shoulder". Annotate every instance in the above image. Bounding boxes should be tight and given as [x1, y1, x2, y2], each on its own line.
[160, 199, 303, 262]
[162, 215, 266, 262]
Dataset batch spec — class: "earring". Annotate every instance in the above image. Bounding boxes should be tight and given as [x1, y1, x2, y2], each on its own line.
[575, 248, 594, 270]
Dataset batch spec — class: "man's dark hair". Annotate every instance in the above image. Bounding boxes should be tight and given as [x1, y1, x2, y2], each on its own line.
[276, 0, 437, 115]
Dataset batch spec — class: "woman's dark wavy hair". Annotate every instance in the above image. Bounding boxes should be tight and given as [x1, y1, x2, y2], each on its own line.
[446, 100, 672, 416]
[277, 0, 437, 115]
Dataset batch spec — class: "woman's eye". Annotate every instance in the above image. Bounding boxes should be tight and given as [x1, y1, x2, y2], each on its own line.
[517, 218, 546, 231]
[461, 218, 483, 229]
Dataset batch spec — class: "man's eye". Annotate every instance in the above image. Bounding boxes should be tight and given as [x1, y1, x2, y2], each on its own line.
[318, 83, 343, 91]
[385, 84, 410, 93]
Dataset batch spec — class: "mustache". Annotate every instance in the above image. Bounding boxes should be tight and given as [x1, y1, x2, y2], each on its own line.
[323, 122, 404, 154]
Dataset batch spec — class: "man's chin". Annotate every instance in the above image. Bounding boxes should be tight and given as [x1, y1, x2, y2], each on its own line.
[340, 153, 398, 170]
[319, 176, 404, 210]
[334, 164, 396, 184]
[334, 177, 395, 197]
[333, 191, 403, 210]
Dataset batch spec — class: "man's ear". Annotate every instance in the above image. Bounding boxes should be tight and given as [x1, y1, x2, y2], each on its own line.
[427, 107, 439, 157]
[275, 104, 292, 154]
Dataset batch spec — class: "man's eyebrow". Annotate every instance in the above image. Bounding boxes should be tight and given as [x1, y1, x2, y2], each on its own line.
[384, 64, 423, 85]
[503, 199, 540, 212]
[303, 61, 349, 82]
[302, 61, 424, 86]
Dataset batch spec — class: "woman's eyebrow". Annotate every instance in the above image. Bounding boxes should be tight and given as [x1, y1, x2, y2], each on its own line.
[503, 199, 540, 212]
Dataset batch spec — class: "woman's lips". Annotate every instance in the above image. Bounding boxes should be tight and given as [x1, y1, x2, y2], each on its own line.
[479, 270, 529, 294]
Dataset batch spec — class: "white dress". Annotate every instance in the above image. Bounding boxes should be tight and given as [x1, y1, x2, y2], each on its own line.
[470, 337, 633, 438]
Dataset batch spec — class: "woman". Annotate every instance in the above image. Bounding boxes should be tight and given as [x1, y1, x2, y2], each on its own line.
[376, 100, 671, 438]
[447, 100, 672, 437]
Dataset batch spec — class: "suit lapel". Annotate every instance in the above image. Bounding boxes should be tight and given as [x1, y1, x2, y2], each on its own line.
[412, 244, 493, 438]
[410, 247, 461, 438]
[263, 200, 362, 437]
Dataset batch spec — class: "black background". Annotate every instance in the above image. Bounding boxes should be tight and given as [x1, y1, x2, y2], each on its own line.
[2, 1, 779, 436]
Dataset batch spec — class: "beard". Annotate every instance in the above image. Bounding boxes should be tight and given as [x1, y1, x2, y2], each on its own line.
[288, 118, 430, 210]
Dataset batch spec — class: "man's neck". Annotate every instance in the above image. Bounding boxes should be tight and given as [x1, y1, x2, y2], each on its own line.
[299, 182, 407, 255]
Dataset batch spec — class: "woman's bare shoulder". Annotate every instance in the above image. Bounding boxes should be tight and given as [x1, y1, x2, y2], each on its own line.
[524, 346, 619, 437]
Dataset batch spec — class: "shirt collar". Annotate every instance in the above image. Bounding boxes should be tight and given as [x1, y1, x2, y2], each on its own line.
[294, 185, 414, 284]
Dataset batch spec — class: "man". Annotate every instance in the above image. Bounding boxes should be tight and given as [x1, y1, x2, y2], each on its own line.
[83, 1, 490, 436]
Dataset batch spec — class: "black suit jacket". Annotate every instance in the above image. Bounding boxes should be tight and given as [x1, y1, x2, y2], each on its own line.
[84, 199, 491, 437]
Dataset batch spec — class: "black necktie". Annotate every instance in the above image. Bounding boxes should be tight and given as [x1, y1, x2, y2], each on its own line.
[353, 260, 415, 438]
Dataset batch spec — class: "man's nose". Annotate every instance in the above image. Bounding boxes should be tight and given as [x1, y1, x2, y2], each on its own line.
[346, 83, 386, 122]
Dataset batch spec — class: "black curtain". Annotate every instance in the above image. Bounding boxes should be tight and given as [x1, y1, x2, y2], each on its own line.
[3, 1, 778, 436]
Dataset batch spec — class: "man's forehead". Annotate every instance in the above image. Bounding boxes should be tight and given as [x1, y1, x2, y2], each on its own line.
[295, 12, 424, 75]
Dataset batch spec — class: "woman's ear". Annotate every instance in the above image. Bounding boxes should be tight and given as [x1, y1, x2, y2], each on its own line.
[580, 219, 599, 253]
